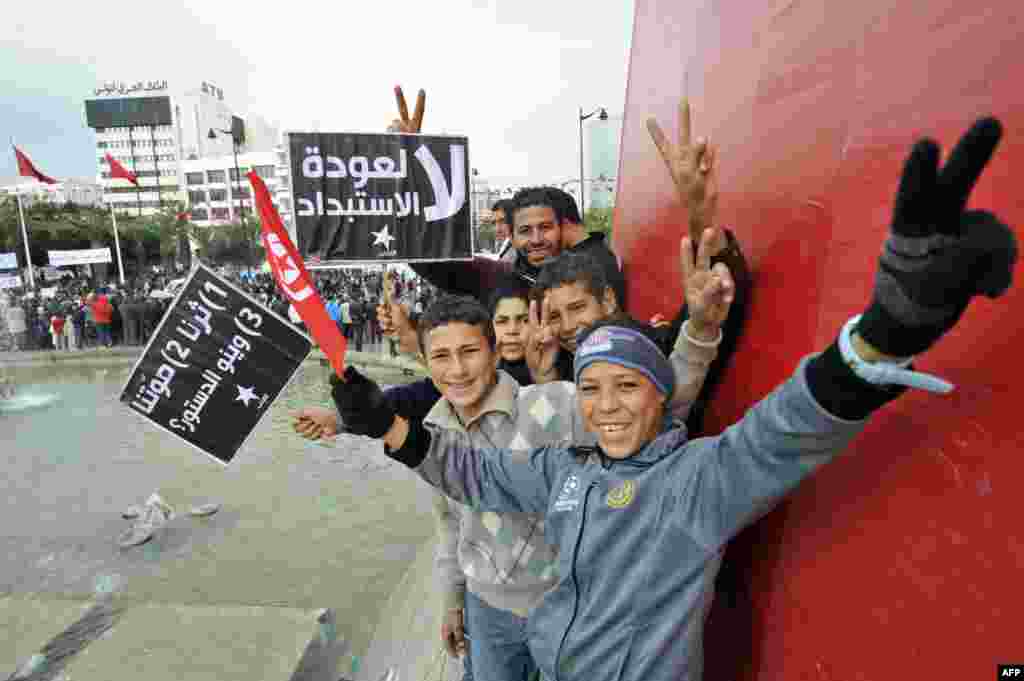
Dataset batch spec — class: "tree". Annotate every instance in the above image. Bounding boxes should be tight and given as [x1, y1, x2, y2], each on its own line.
[583, 206, 614, 239]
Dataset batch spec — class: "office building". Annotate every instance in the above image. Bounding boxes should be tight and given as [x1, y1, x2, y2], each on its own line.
[84, 80, 279, 216]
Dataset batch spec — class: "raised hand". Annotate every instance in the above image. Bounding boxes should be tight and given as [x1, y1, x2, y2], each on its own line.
[387, 85, 426, 133]
[525, 297, 560, 383]
[681, 228, 734, 337]
[857, 117, 1017, 357]
[292, 406, 339, 440]
[647, 97, 721, 244]
[377, 299, 420, 356]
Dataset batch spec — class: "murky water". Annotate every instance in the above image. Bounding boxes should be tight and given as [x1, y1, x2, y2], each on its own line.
[0, 359, 437, 670]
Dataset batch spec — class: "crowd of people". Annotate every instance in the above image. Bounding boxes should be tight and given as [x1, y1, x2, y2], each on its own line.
[290, 94, 1014, 681]
[0, 273, 175, 353]
[9, 83, 1015, 681]
[0, 264, 436, 357]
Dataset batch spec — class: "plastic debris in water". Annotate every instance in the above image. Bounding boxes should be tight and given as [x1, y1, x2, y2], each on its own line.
[10, 653, 47, 679]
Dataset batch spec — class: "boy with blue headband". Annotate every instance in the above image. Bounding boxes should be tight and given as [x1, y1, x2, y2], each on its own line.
[328, 118, 1016, 680]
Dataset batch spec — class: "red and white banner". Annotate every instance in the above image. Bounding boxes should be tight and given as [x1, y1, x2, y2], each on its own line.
[248, 171, 347, 376]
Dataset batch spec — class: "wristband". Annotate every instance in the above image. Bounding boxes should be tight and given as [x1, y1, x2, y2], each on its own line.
[840, 315, 953, 394]
[681, 319, 723, 348]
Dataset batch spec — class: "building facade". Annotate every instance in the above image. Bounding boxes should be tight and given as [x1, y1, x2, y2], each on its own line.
[84, 80, 279, 217]
[180, 151, 288, 227]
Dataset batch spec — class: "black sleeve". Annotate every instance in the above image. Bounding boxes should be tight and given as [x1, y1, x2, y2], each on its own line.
[382, 378, 443, 423]
[384, 415, 432, 468]
[805, 342, 906, 419]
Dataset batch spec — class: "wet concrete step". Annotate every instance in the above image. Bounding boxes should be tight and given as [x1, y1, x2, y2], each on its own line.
[2, 594, 357, 681]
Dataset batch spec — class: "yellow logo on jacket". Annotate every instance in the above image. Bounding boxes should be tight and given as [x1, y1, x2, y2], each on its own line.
[606, 480, 636, 509]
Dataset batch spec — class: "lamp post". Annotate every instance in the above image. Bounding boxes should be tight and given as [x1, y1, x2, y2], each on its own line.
[207, 127, 244, 218]
[578, 106, 608, 218]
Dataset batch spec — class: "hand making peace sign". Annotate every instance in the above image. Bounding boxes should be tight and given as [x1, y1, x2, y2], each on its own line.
[387, 85, 426, 133]
[524, 297, 561, 384]
[647, 98, 722, 247]
[681, 228, 734, 336]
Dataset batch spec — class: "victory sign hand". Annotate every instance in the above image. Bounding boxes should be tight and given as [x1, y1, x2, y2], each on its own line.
[858, 117, 1017, 357]
[387, 85, 426, 133]
[525, 297, 560, 383]
[681, 228, 734, 336]
[647, 97, 722, 244]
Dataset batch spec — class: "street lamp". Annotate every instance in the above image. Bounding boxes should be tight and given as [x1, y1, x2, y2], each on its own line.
[578, 106, 608, 217]
[208, 126, 245, 217]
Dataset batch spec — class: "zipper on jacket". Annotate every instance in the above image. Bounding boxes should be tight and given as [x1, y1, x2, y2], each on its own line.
[554, 480, 595, 681]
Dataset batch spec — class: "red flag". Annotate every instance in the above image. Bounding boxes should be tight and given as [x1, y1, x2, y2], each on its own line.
[248, 171, 347, 375]
[105, 153, 138, 186]
[14, 146, 56, 184]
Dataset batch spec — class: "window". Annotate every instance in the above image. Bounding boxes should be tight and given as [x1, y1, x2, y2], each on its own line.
[234, 187, 251, 198]
[211, 207, 230, 220]
[207, 169, 226, 183]
[188, 190, 206, 204]
[229, 167, 252, 181]
[254, 165, 276, 179]
[186, 172, 204, 185]
[190, 208, 209, 220]
[209, 189, 227, 201]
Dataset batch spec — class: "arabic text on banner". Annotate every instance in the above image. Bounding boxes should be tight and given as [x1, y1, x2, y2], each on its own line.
[288, 132, 472, 264]
[48, 248, 113, 267]
[119, 264, 312, 465]
[0, 274, 23, 290]
[0, 252, 17, 270]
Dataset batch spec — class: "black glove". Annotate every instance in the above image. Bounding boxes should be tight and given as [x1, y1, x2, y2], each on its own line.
[858, 117, 1017, 357]
[329, 367, 396, 438]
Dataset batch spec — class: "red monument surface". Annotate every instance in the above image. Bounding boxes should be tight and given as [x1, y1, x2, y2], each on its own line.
[615, 0, 1022, 678]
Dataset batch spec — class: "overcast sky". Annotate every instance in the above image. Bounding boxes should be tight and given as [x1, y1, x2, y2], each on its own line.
[0, 0, 635, 190]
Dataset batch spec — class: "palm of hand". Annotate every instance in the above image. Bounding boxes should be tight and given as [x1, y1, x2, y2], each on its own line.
[525, 299, 559, 379]
[685, 269, 729, 328]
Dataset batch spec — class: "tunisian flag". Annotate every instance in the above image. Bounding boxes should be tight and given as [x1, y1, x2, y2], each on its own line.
[105, 153, 138, 186]
[248, 171, 347, 376]
[14, 146, 56, 184]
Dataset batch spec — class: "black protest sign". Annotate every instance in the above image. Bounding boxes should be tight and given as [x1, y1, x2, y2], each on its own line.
[289, 132, 472, 263]
[120, 265, 312, 465]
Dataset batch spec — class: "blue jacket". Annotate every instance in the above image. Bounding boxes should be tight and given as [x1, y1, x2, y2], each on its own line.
[407, 356, 867, 681]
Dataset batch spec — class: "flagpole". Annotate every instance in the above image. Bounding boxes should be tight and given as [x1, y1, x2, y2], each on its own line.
[128, 127, 142, 216]
[109, 202, 126, 285]
[15, 190, 34, 289]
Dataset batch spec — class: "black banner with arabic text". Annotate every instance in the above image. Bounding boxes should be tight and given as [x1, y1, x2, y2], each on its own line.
[289, 132, 472, 263]
[120, 265, 312, 465]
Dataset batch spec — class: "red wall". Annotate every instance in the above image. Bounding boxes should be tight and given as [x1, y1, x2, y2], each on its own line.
[615, 0, 1023, 678]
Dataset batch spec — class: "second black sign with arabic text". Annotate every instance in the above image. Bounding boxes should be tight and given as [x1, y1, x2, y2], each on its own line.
[289, 132, 472, 263]
[120, 265, 312, 465]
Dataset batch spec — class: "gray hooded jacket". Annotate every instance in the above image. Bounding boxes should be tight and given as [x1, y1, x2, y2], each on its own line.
[411, 356, 867, 681]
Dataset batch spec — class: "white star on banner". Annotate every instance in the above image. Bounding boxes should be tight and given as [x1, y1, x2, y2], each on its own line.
[371, 225, 396, 249]
[235, 385, 258, 407]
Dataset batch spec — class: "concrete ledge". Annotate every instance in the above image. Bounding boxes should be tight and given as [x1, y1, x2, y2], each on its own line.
[0, 347, 427, 377]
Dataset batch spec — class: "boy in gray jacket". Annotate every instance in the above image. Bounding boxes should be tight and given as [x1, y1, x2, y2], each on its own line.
[329, 118, 1015, 680]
